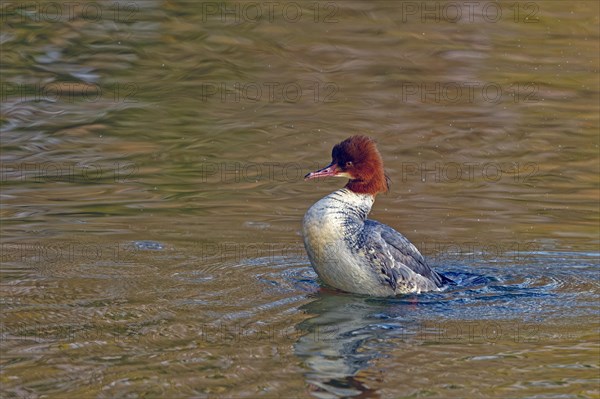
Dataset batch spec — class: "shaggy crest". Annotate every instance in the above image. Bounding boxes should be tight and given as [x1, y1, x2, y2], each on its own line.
[332, 135, 390, 195]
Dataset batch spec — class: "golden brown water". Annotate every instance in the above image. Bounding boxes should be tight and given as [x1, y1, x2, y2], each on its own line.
[1, 1, 599, 398]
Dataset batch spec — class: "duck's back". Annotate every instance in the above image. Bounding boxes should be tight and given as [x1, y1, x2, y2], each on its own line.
[360, 220, 451, 293]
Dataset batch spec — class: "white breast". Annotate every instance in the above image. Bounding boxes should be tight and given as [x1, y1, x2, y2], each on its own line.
[302, 189, 394, 296]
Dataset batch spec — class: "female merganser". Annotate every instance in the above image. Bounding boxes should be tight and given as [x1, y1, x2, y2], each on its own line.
[302, 135, 452, 296]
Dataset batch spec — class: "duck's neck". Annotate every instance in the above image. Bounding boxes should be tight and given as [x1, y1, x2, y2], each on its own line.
[306, 188, 375, 238]
[328, 188, 374, 222]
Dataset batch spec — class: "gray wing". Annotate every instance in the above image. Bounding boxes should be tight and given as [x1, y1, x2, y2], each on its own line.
[361, 220, 447, 291]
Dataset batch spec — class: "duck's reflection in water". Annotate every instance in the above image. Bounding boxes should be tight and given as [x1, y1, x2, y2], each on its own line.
[294, 290, 417, 398]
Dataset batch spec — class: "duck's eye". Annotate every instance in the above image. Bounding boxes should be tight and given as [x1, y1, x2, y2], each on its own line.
[346, 161, 353, 167]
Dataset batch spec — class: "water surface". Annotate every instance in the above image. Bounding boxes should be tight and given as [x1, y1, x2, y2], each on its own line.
[1, 1, 599, 398]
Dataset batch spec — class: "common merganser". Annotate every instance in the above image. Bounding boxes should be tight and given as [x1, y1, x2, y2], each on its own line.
[302, 135, 452, 296]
